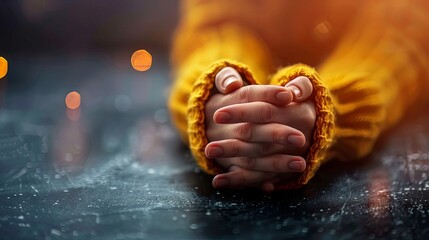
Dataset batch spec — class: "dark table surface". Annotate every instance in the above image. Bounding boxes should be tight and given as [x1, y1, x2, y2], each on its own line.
[0, 54, 428, 240]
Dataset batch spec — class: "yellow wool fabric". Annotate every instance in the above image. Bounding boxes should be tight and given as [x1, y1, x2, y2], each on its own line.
[168, 0, 429, 188]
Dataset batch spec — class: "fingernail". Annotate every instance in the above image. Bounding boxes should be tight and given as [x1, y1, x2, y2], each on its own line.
[287, 135, 305, 147]
[215, 111, 231, 123]
[288, 85, 302, 100]
[207, 146, 223, 158]
[214, 178, 229, 188]
[223, 76, 237, 89]
[276, 91, 292, 104]
[288, 160, 305, 172]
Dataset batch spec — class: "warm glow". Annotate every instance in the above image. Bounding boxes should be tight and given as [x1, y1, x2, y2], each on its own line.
[65, 91, 81, 110]
[0, 57, 8, 79]
[131, 49, 152, 71]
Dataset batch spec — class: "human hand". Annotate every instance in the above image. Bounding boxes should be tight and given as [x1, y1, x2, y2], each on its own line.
[204, 67, 316, 191]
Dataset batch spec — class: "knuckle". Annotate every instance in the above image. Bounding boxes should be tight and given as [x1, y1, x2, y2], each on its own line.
[272, 128, 281, 143]
[239, 157, 256, 169]
[272, 158, 282, 171]
[261, 143, 276, 154]
[237, 86, 253, 103]
[260, 103, 274, 122]
[231, 144, 240, 156]
[235, 122, 252, 141]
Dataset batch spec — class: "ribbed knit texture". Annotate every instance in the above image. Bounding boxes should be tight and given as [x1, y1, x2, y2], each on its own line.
[168, 0, 429, 189]
[270, 64, 334, 188]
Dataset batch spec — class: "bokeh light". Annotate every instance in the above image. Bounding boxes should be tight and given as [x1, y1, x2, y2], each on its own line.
[313, 21, 332, 41]
[0, 57, 8, 79]
[131, 49, 152, 71]
[65, 91, 81, 110]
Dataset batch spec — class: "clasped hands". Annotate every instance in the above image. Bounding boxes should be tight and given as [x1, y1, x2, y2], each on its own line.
[204, 67, 316, 192]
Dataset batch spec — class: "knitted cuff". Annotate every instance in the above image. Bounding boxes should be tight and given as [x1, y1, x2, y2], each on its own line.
[187, 59, 258, 175]
[270, 64, 335, 189]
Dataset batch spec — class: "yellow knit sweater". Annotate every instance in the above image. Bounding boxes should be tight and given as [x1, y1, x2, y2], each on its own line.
[168, 0, 429, 189]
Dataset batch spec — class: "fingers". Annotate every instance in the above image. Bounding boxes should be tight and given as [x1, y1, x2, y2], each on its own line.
[205, 139, 301, 158]
[214, 102, 303, 125]
[209, 85, 294, 110]
[212, 166, 276, 189]
[207, 123, 306, 147]
[214, 154, 306, 173]
[215, 67, 244, 94]
[285, 76, 313, 102]
[207, 99, 316, 153]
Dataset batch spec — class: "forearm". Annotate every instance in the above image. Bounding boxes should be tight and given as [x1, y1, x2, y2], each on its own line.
[318, 0, 429, 161]
[268, 0, 429, 188]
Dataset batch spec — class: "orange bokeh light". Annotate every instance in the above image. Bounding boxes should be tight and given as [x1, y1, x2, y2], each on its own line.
[0, 57, 8, 79]
[131, 49, 152, 71]
[65, 91, 81, 110]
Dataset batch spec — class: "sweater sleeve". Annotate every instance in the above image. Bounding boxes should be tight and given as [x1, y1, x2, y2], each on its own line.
[270, 0, 429, 189]
[168, 1, 274, 174]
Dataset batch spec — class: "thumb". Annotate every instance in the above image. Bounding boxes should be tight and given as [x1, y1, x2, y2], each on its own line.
[215, 67, 244, 94]
[285, 76, 313, 102]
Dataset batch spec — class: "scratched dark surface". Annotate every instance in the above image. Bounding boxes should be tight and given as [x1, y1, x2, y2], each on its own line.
[0, 54, 428, 240]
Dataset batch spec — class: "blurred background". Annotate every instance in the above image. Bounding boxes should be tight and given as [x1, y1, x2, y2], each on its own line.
[0, 0, 183, 176]
[0, 0, 178, 55]
[0, 0, 179, 113]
